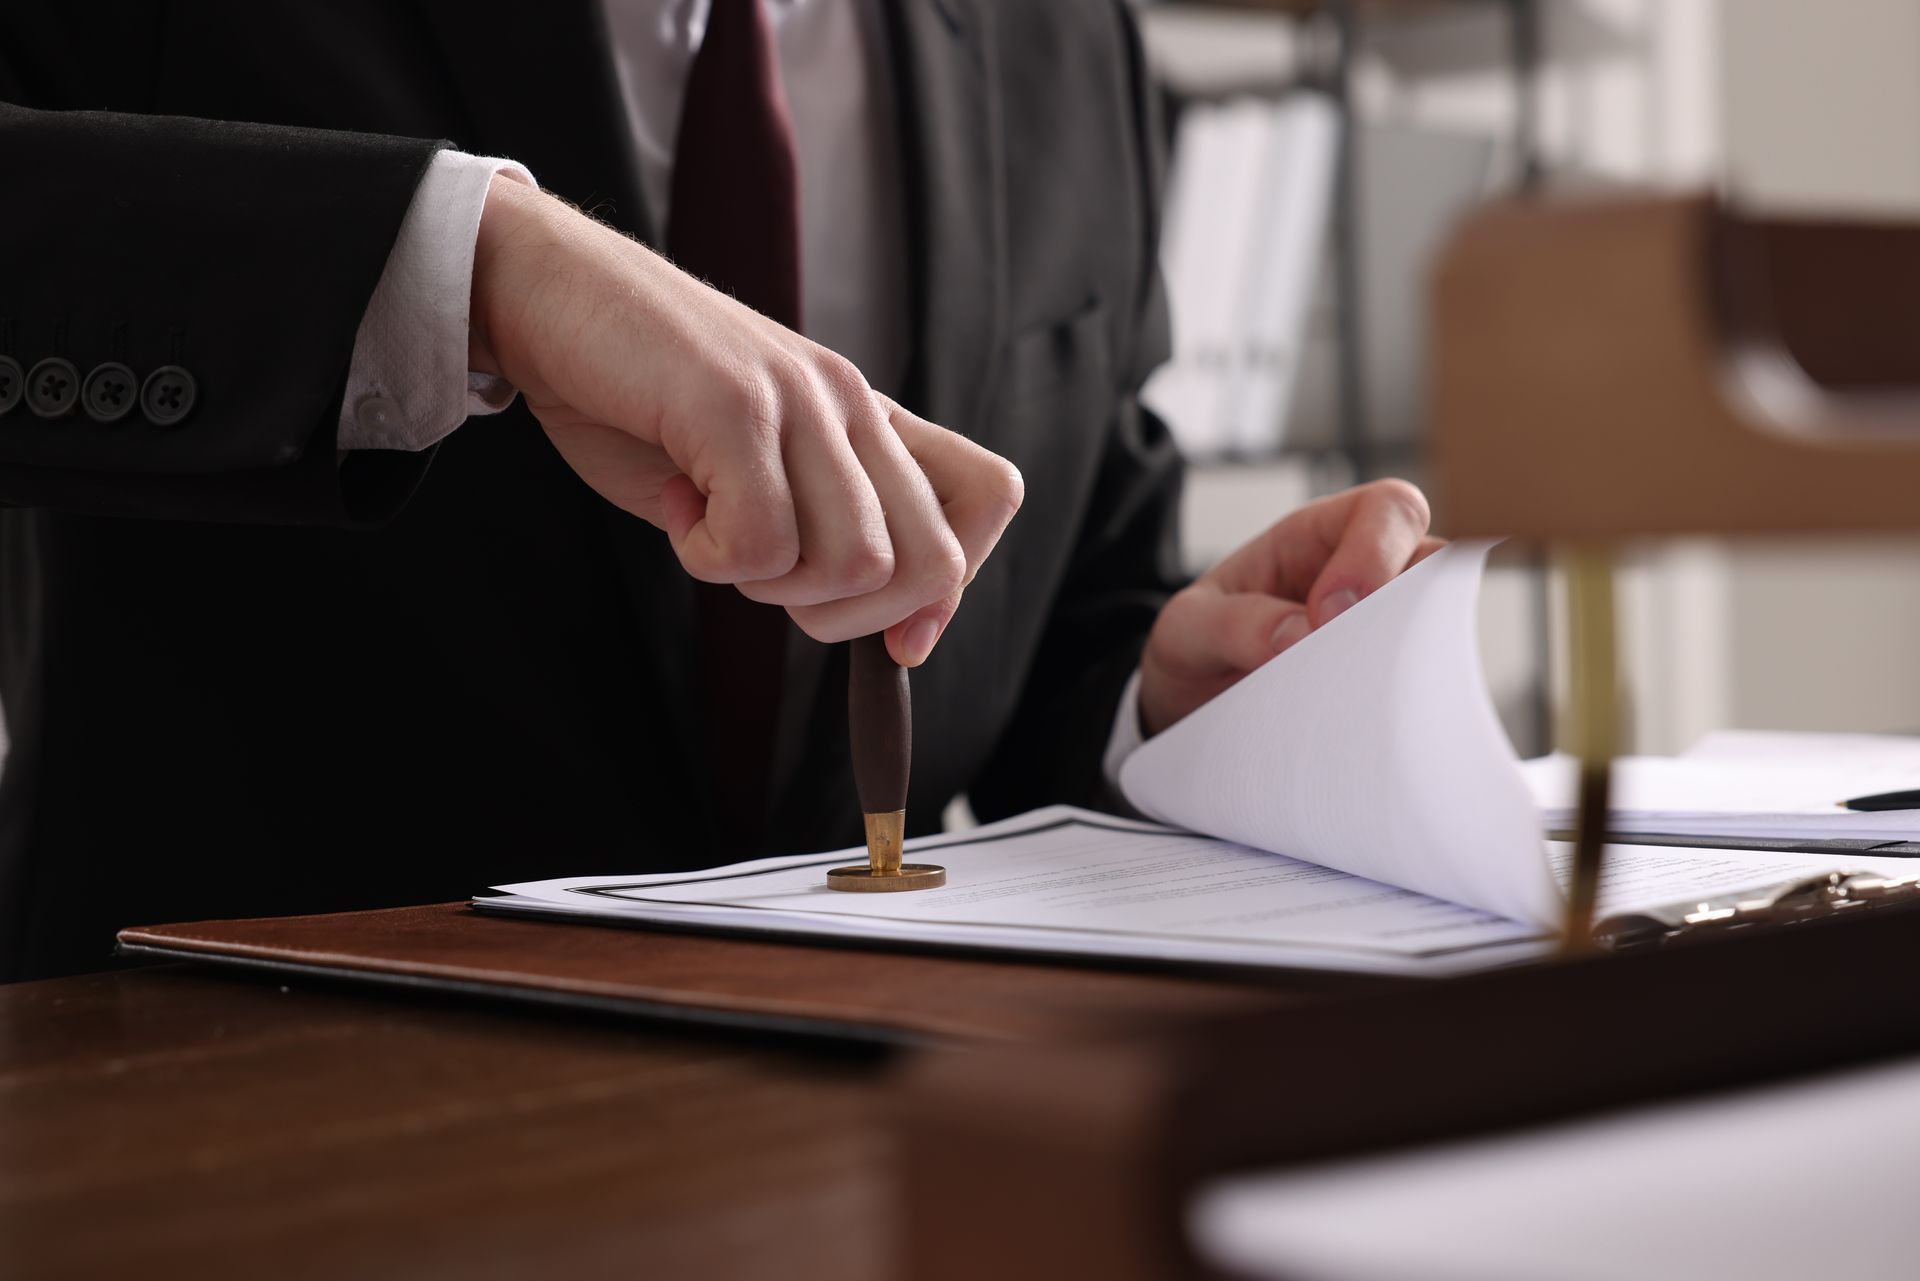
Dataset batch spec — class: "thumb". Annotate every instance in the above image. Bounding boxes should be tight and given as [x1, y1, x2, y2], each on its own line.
[883, 588, 962, 668]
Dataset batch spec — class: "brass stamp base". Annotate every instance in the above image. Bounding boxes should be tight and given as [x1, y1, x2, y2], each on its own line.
[825, 864, 947, 893]
[860, 810, 906, 876]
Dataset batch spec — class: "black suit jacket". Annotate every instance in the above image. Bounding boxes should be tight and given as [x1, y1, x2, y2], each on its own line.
[0, 0, 1183, 979]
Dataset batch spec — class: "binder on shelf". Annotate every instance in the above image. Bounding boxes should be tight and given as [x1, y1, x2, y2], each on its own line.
[1145, 92, 1336, 460]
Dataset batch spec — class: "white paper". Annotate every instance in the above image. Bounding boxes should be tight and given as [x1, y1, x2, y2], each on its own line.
[493, 807, 1553, 977]
[1121, 541, 1561, 926]
[482, 545, 1920, 978]
[1683, 728, 1920, 770]
[490, 804, 1907, 977]
[1524, 729, 1920, 840]
[1562, 840, 1920, 917]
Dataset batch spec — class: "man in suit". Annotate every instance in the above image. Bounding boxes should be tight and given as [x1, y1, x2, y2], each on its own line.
[0, 0, 1436, 979]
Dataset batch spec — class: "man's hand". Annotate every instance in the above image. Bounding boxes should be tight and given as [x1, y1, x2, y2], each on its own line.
[467, 176, 1024, 666]
[1138, 479, 1443, 736]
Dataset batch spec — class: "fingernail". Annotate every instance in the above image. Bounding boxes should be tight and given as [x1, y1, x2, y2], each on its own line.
[1270, 613, 1310, 652]
[902, 617, 942, 666]
[1320, 589, 1359, 622]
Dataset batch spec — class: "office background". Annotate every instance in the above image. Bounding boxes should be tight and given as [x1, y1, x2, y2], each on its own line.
[1143, 0, 1920, 759]
[0, 1, 1911, 779]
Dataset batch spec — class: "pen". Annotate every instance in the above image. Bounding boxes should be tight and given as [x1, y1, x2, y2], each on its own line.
[827, 633, 946, 892]
[1840, 789, 1920, 812]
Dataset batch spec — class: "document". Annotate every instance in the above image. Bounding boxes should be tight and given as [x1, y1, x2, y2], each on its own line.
[488, 807, 1915, 977]
[486, 543, 1920, 976]
[1524, 729, 1920, 841]
[1120, 540, 1556, 924]
[490, 809, 1550, 976]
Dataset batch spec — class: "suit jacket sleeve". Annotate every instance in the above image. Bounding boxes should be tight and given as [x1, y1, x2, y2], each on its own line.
[968, 6, 1187, 821]
[0, 100, 445, 525]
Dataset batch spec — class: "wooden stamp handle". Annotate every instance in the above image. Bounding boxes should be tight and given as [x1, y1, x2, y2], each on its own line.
[848, 634, 911, 814]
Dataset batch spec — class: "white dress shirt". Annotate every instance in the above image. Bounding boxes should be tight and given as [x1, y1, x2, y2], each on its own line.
[341, 0, 904, 449]
[336, 0, 1149, 786]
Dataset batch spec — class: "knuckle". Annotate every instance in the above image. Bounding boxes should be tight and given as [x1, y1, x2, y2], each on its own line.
[827, 537, 895, 596]
[723, 521, 799, 582]
[922, 540, 968, 601]
[816, 351, 873, 404]
[785, 374, 846, 444]
[719, 372, 781, 440]
[765, 344, 812, 391]
[1368, 478, 1431, 529]
[1165, 582, 1212, 621]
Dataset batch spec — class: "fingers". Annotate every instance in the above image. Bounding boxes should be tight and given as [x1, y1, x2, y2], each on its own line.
[1205, 478, 1434, 627]
[876, 400, 1024, 664]
[1152, 584, 1311, 678]
[732, 390, 894, 609]
[661, 389, 804, 586]
[541, 418, 693, 529]
[695, 367, 1018, 663]
[1135, 585, 1311, 734]
[557, 291, 1021, 658]
[782, 395, 968, 657]
[889, 401, 1025, 585]
[510, 222, 1021, 657]
[1302, 479, 1433, 626]
[1154, 482, 1435, 680]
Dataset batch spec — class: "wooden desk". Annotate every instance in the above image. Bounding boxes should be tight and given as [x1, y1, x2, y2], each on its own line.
[1, 966, 894, 1281]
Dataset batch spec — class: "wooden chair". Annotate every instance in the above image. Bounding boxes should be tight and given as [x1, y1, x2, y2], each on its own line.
[1433, 194, 1920, 941]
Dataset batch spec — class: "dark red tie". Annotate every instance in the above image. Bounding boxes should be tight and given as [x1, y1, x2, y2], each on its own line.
[668, 0, 801, 856]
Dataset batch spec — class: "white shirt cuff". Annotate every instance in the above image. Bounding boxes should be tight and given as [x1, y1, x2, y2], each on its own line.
[339, 150, 536, 451]
[1102, 668, 1149, 792]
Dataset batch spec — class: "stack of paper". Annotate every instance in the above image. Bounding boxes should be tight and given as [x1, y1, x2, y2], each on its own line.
[1523, 731, 1920, 842]
[484, 544, 1920, 977]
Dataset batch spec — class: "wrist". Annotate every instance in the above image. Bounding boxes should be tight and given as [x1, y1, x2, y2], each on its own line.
[469, 172, 551, 377]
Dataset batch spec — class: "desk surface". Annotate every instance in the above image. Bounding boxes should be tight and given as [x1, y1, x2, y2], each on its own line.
[1, 965, 894, 1281]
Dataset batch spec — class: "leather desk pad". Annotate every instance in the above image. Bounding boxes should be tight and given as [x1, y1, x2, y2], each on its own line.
[118, 903, 1394, 1044]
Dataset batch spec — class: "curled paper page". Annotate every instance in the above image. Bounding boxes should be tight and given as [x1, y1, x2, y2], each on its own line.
[1120, 540, 1561, 926]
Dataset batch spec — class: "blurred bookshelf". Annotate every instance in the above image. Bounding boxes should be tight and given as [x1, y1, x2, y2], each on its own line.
[1137, 2, 1920, 764]
[1142, 0, 1552, 755]
[1138, 0, 1541, 496]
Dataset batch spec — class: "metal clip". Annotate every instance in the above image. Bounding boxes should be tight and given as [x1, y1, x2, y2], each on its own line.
[1596, 869, 1920, 951]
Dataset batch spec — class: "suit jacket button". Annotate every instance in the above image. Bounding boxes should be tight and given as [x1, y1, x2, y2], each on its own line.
[0, 357, 20, 416]
[140, 365, 197, 426]
[81, 362, 138, 423]
[26, 357, 79, 419]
